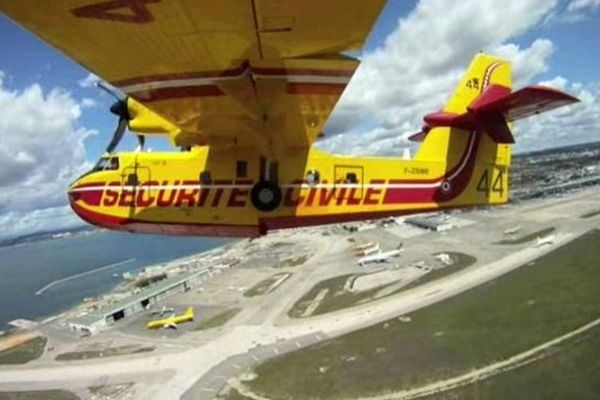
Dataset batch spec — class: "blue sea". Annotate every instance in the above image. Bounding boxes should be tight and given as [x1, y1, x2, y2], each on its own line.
[0, 230, 230, 331]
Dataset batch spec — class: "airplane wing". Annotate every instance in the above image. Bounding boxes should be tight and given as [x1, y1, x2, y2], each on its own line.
[0, 1, 386, 154]
[164, 323, 178, 330]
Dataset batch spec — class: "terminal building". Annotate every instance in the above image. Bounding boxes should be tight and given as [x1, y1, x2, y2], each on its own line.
[405, 214, 455, 232]
[68, 269, 208, 335]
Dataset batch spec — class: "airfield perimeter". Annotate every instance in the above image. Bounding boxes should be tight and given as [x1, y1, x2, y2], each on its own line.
[1, 185, 600, 400]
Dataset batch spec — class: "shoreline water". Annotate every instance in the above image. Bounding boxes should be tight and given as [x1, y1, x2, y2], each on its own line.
[0, 230, 233, 331]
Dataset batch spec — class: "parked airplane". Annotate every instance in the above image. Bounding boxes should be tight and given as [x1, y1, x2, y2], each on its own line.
[356, 243, 381, 257]
[0, 2, 579, 238]
[146, 307, 194, 330]
[504, 225, 522, 235]
[358, 249, 402, 267]
[151, 305, 174, 318]
[535, 235, 556, 247]
[354, 242, 375, 251]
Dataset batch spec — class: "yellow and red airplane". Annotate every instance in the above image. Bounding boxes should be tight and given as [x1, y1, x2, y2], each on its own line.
[0, 1, 579, 237]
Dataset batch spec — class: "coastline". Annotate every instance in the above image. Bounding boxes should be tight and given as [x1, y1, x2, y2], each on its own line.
[0, 234, 239, 338]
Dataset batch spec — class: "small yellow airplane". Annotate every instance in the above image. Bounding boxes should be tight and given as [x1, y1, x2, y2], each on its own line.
[0, 1, 579, 237]
[146, 306, 194, 330]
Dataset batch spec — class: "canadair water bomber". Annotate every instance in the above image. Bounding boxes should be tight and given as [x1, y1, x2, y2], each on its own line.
[0, 1, 579, 237]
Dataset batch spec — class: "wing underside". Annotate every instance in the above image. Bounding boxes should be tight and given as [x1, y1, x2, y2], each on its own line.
[0, 0, 386, 152]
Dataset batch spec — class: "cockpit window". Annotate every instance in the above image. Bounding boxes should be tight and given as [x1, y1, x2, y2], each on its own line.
[93, 157, 119, 172]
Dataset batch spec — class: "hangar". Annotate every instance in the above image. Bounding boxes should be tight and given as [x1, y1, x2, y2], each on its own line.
[68, 269, 208, 335]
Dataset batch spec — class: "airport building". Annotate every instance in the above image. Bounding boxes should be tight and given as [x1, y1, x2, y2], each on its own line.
[68, 269, 209, 335]
[405, 214, 455, 232]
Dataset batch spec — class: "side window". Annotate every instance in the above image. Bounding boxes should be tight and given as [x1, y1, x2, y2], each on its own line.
[200, 171, 212, 185]
[93, 157, 119, 172]
[236, 161, 248, 178]
[345, 172, 358, 184]
[109, 157, 119, 170]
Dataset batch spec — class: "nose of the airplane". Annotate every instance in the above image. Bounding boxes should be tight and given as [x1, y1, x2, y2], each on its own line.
[67, 180, 109, 228]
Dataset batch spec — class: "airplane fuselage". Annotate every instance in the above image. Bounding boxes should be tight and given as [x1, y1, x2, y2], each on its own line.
[68, 129, 509, 237]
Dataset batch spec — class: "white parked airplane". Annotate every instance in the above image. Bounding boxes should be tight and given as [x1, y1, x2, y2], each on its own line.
[358, 249, 402, 267]
[504, 225, 521, 235]
[354, 242, 375, 251]
[535, 234, 556, 247]
[152, 305, 175, 317]
[356, 243, 380, 257]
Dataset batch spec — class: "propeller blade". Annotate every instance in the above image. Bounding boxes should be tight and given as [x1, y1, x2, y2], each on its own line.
[105, 117, 128, 154]
[96, 81, 123, 102]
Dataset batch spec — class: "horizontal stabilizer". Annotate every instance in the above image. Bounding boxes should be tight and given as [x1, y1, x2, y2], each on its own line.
[411, 84, 579, 143]
[469, 85, 580, 122]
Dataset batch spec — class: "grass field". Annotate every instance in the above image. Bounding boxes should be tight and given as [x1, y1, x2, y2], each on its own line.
[287, 274, 390, 318]
[193, 308, 241, 331]
[244, 273, 291, 297]
[0, 337, 46, 365]
[0, 390, 79, 400]
[495, 227, 555, 245]
[426, 324, 600, 400]
[247, 229, 600, 399]
[55, 345, 153, 361]
[289, 253, 476, 318]
[219, 388, 252, 400]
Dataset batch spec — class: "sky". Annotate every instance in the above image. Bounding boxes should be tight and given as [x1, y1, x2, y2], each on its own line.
[0, 0, 599, 239]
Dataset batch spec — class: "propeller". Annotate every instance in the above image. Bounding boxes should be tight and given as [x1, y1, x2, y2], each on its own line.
[96, 82, 145, 153]
[97, 82, 131, 153]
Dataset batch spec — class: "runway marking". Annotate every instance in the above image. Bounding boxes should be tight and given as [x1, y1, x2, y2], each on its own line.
[200, 387, 215, 392]
[231, 363, 241, 369]
[273, 348, 280, 354]
[295, 341, 301, 348]
[251, 354, 258, 361]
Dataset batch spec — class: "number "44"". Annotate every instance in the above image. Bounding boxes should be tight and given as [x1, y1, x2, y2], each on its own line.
[476, 168, 505, 195]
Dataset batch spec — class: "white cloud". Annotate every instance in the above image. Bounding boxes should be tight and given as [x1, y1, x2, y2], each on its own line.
[514, 78, 600, 151]
[81, 97, 98, 108]
[0, 206, 83, 240]
[567, 0, 600, 12]
[78, 72, 121, 98]
[78, 72, 99, 88]
[543, 0, 600, 24]
[0, 74, 95, 239]
[319, 0, 568, 156]
[491, 39, 555, 86]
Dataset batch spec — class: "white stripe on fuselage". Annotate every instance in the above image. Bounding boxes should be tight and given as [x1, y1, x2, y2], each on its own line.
[71, 134, 478, 194]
